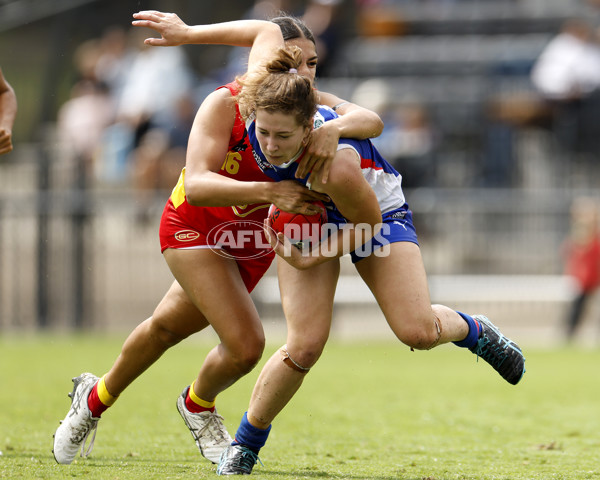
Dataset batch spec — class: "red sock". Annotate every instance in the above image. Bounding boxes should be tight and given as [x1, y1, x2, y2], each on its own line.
[87, 382, 110, 418]
[185, 387, 215, 413]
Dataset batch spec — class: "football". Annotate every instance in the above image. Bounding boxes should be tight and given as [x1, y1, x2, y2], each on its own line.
[267, 201, 327, 248]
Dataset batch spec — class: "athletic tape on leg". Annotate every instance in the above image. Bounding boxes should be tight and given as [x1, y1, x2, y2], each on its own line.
[280, 345, 310, 374]
[426, 316, 443, 350]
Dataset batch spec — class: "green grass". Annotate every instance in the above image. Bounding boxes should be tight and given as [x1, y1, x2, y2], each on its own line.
[1, 334, 599, 480]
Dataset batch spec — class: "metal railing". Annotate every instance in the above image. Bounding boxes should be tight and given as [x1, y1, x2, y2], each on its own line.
[1, 138, 592, 335]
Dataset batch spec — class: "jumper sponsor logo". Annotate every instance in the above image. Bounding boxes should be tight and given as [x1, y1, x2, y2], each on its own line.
[252, 149, 274, 173]
[175, 230, 200, 242]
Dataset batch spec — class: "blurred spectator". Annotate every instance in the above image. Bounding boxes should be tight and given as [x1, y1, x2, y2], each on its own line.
[246, 0, 292, 19]
[480, 18, 600, 188]
[0, 67, 17, 156]
[94, 26, 132, 103]
[483, 92, 550, 187]
[531, 19, 600, 101]
[218, 0, 344, 79]
[72, 38, 103, 82]
[214, 0, 295, 83]
[375, 103, 435, 188]
[352, 78, 435, 188]
[562, 197, 600, 342]
[114, 27, 194, 126]
[131, 92, 197, 222]
[96, 26, 196, 184]
[54, 22, 198, 216]
[302, 0, 343, 76]
[530, 18, 600, 155]
[355, 0, 407, 37]
[56, 34, 117, 178]
[57, 79, 115, 169]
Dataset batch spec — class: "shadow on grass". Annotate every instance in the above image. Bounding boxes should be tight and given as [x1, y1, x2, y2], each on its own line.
[6, 452, 432, 480]
[257, 468, 427, 480]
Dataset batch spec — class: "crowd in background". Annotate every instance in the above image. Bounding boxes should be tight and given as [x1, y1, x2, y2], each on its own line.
[52, 1, 600, 197]
[55, 24, 196, 220]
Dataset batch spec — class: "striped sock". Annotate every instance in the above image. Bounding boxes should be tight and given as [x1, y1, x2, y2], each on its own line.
[87, 375, 118, 418]
[452, 311, 481, 349]
[185, 381, 215, 413]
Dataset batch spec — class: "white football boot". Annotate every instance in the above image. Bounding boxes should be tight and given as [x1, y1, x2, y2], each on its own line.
[176, 386, 233, 463]
[53, 373, 100, 464]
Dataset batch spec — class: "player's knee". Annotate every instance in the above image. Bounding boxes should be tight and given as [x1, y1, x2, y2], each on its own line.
[149, 316, 188, 347]
[287, 338, 327, 368]
[401, 333, 435, 350]
[394, 315, 440, 351]
[230, 334, 265, 373]
[234, 348, 264, 374]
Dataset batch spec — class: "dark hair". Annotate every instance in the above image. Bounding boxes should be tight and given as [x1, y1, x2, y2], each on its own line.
[270, 15, 316, 45]
[237, 46, 317, 129]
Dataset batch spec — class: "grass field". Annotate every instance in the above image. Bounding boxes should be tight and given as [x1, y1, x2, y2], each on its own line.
[1, 333, 599, 480]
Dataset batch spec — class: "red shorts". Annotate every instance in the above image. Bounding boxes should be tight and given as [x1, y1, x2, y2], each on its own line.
[159, 198, 275, 293]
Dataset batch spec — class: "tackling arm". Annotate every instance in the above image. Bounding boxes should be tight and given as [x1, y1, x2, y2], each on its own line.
[131, 11, 383, 183]
[297, 92, 384, 183]
[318, 91, 384, 140]
[268, 148, 382, 269]
[183, 89, 327, 214]
[132, 11, 283, 73]
[132, 11, 277, 46]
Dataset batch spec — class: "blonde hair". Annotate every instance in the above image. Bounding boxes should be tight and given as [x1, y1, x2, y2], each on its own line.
[237, 46, 317, 128]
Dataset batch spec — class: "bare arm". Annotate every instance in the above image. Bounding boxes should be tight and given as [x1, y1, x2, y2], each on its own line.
[132, 11, 282, 71]
[184, 89, 327, 214]
[135, 12, 324, 213]
[318, 90, 384, 140]
[133, 11, 273, 46]
[132, 11, 384, 183]
[132, 11, 383, 139]
[297, 94, 384, 183]
[267, 148, 382, 269]
[0, 68, 17, 155]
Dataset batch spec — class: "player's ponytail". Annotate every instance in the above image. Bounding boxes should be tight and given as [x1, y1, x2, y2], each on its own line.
[264, 45, 302, 74]
[237, 46, 317, 129]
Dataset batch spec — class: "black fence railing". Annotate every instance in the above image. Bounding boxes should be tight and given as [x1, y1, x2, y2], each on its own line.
[1, 135, 595, 333]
